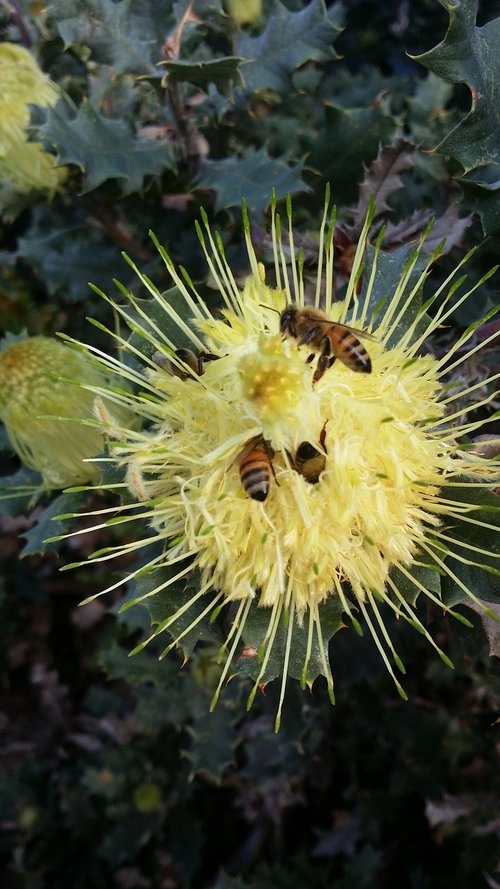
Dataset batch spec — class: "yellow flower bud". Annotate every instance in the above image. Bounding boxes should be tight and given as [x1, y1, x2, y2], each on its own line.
[0, 337, 114, 488]
[0, 43, 66, 193]
[226, 0, 262, 26]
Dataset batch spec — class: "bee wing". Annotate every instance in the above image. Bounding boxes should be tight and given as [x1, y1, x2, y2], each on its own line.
[336, 322, 377, 342]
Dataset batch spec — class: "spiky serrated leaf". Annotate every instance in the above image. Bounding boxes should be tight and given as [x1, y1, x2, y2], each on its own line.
[414, 0, 500, 233]
[21, 491, 83, 556]
[125, 287, 201, 359]
[48, 0, 172, 74]
[414, 0, 500, 174]
[381, 204, 472, 254]
[141, 567, 223, 659]
[349, 138, 416, 234]
[197, 149, 308, 214]
[237, 597, 344, 687]
[236, 0, 343, 94]
[41, 101, 174, 194]
[160, 57, 245, 95]
[0, 467, 43, 518]
[406, 71, 455, 145]
[433, 479, 500, 606]
[389, 562, 442, 608]
[381, 209, 434, 250]
[184, 704, 239, 783]
[309, 102, 397, 204]
[459, 167, 500, 237]
[16, 205, 125, 302]
[359, 243, 430, 346]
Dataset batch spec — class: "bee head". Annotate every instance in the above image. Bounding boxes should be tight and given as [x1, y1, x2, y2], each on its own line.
[279, 305, 297, 336]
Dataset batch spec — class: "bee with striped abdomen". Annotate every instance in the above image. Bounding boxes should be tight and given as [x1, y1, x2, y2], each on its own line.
[237, 435, 275, 502]
[279, 305, 375, 384]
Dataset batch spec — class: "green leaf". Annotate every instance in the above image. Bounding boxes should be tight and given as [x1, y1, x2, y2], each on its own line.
[98, 640, 176, 686]
[436, 480, 500, 606]
[16, 205, 125, 302]
[140, 567, 223, 659]
[0, 467, 43, 518]
[237, 597, 344, 687]
[21, 492, 83, 556]
[48, 0, 172, 74]
[160, 57, 245, 96]
[459, 166, 500, 237]
[197, 149, 308, 214]
[236, 0, 343, 94]
[389, 561, 442, 608]
[309, 102, 397, 204]
[359, 243, 430, 346]
[125, 287, 201, 359]
[184, 704, 239, 783]
[42, 101, 174, 194]
[414, 0, 500, 232]
[414, 0, 500, 173]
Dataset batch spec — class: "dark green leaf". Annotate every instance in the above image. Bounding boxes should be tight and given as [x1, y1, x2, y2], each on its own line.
[459, 167, 500, 237]
[390, 561, 442, 608]
[415, 0, 500, 173]
[197, 149, 308, 214]
[21, 491, 83, 556]
[414, 0, 500, 233]
[141, 566, 223, 658]
[184, 704, 239, 782]
[236, 0, 343, 94]
[237, 596, 344, 687]
[437, 480, 500, 606]
[125, 286, 201, 359]
[98, 640, 176, 686]
[42, 101, 174, 194]
[16, 205, 125, 302]
[0, 467, 43, 518]
[359, 243, 429, 346]
[309, 102, 397, 204]
[160, 57, 245, 95]
[48, 0, 172, 74]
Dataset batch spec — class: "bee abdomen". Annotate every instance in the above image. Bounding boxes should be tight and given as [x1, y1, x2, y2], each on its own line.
[239, 457, 271, 501]
[335, 330, 371, 373]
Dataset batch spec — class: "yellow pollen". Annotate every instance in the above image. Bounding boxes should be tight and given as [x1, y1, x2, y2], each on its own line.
[238, 335, 303, 421]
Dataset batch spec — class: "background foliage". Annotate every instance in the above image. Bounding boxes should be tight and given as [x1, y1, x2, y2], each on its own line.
[0, 1, 499, 887]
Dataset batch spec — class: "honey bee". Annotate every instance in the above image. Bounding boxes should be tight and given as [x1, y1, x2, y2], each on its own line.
[237, 435, 275, 501]
[279, 305, 376, 383]
[153, 348, 218, 380]
[294, 421, 328, 484]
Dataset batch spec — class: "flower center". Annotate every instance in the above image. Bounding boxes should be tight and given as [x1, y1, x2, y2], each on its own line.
[237, 333, 305, 424]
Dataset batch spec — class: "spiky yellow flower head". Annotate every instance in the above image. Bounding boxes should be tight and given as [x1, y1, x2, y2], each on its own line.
[64, 191, 500, 730]
[0, 336, 128, 489]
[0, 43, 66, 193]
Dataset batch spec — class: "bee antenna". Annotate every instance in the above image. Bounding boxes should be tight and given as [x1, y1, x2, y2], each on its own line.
[259, 304, 280, 314]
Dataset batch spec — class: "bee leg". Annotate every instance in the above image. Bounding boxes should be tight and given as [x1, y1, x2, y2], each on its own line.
[298, 325, 322, 346]
[267, 442, 280, 487]
[306, 353, 315, 364]
[312, 339, 332, 384]
[319, 420, 328, 452]
[199, 351, 220, 362]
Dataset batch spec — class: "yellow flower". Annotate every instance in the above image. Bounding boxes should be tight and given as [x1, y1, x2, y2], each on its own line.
[63, 191, 500, 730]
[0, 43, 66, 193]
[0, 336, 128, 489]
